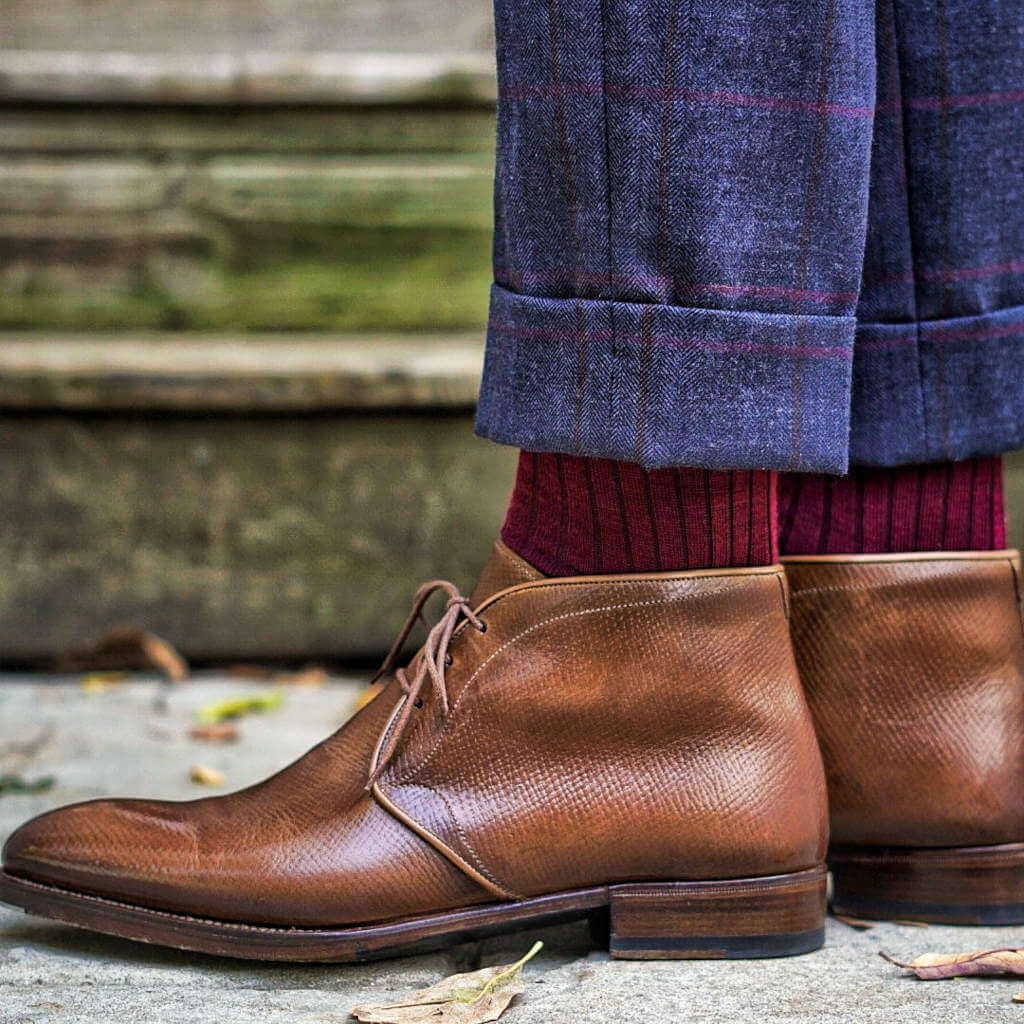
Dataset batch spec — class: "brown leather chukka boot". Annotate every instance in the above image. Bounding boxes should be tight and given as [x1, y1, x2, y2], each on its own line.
[1, 542, 828, 961]
[784, 550, 1024, 925]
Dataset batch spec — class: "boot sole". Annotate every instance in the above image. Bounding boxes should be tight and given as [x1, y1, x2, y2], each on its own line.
[0, 865, 826, 962]
[830, 842, 1024, 925]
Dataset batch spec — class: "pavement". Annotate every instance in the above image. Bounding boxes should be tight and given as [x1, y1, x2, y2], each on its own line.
[0, 675, 1021, 1024]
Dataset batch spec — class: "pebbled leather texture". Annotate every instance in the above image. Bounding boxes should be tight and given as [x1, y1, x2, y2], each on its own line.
[785, 551, 1024, 848]
[4, 544, 827, 927]
[3, 675, 487, 927]
[469, 539, 544, 606]
[378, 548, 828, 899]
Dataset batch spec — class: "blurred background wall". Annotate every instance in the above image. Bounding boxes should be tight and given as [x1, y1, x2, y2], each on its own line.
[0, 0, 513, 663]
[0, 1, 1020, 663]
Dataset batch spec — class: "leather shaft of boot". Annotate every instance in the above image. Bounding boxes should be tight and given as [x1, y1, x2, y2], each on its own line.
[786, 550, 1024, 848]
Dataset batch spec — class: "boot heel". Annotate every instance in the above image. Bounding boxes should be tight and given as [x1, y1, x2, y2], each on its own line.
[830, 843, 1024, 925]
[608, 866, 827, 960]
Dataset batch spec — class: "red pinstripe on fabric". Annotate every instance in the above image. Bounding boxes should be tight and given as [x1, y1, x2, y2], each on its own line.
[777, 458, 1007, 555]
[896, 90, 1024, 110]
[856, 320, 1024, 351]
[487, 320, 853, 360]
[501, 452, 778, 576]
[498, 84, 1024, 113]
[862, 259, 1024, 287]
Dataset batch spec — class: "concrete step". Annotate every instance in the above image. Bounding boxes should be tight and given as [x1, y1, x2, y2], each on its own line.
[0, 332, 485, 410]
[0, 332, 514, 662]
[0, 34, 497, 336]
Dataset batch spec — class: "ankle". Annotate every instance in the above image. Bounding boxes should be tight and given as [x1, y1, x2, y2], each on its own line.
[778, 458, 1006, 555]
[501, 452, 778, 575]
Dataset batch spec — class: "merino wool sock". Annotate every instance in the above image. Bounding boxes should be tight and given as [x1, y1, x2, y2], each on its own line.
[500, 451, 778, 576]
[778, 458, 1006, 555]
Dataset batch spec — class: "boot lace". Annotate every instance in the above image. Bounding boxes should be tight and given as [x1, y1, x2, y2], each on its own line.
[366, 580, 484, 789]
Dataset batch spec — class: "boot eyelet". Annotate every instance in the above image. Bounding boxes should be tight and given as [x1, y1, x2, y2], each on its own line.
[444, 654, 453, 667]
[476, 621, 488, 634]
[413, 697, 423, 709]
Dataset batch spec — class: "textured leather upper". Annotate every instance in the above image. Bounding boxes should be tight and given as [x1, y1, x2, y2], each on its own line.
[469, 539, 544, 605]
[377, 547, 827, 899]
[3, 672, 486, 926]
[785, 551, 1024, 848]
[4, 544, 827, 925]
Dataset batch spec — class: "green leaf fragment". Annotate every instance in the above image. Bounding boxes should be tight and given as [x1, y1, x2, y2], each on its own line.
[195, 690, 284, 724]
[450, 941, 544, 1003]
[0, 773, 56, 795]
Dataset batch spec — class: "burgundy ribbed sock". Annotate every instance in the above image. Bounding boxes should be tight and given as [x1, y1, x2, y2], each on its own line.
[500, 452, 778, 576]
[778, 458, 1006, 555]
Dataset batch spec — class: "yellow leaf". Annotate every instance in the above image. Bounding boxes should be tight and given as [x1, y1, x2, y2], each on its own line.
[189, 763, 225, 786]
[80, 672, 126, 693]
[196, 690, 284, 724]
[351, 941, 543, 1024]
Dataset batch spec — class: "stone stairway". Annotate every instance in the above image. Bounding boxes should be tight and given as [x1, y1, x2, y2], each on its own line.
[0, 0, 1019, 660]
[0, 2, 512, 660]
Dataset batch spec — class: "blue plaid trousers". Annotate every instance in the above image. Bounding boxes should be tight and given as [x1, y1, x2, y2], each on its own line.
[474, 0, 1023, 472]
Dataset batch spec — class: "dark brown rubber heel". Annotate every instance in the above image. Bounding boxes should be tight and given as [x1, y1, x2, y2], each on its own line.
[830, 842, 1024, 925]
[608, 866, 827, 960]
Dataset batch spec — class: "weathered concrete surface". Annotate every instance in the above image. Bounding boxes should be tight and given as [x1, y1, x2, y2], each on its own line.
[1, 678, 1023, 1024]
[0, 334, 486, 411]
[1, 6, 496, 334]
[0, 415, 515, 661]
[2, 1, 495, 59]
[0, 151, 492, 333]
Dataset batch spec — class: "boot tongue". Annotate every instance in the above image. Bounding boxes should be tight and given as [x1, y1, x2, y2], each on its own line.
[469, 541, 546, 607]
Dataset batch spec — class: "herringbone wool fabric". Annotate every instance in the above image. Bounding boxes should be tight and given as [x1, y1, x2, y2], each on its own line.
[475, 0, 1023, 472]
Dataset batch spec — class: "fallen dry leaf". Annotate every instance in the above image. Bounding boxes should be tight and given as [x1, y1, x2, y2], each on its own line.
[881, 948, 1024, 980]
[196, 690, 284, 724]
[227, 664, 327, 686]
[275, 665, 328, 687]
[834, 914, 876, 930]
[0, 773, 55, 796]
[227, 663, 276, 681]
[189, 723, 240, 743]
[351, 941, 543, 1024]
[1013, 990, 1024, 1003]
[189, 763, 225, 786]
[60, 626, 188, 682]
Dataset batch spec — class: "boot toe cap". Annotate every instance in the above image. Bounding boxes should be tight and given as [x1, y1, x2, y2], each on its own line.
[2, 793, 488, 927]
[3, 798, 194, 902]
